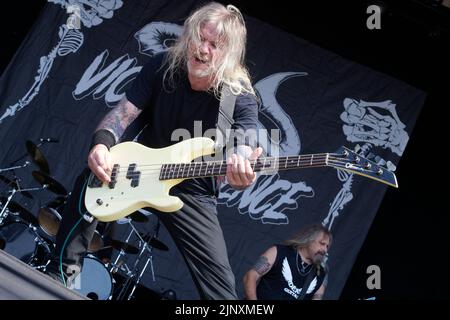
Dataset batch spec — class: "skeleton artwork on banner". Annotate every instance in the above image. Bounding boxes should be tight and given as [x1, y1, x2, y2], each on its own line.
[0, 0, 123, 124]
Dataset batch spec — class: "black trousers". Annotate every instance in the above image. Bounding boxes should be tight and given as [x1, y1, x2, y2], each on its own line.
[51, 168, 237, 300]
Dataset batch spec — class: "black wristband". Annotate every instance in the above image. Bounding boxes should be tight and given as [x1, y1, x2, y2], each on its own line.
[90, 129, 116, 150]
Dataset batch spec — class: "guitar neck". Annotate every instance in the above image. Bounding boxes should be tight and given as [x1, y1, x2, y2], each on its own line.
[159, 153, 330, 180]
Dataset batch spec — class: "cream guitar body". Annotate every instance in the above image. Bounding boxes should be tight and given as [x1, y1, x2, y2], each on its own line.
[85, 137, 216, 222]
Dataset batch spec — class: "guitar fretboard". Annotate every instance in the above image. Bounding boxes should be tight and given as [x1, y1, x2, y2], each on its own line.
[159, 154, 330, 180]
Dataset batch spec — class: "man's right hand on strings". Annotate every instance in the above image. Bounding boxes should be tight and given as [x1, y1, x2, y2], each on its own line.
[88, 144, 113, 183]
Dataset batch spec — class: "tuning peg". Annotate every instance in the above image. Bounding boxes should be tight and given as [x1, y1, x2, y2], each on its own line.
[386, 161, 396, 172]
[366, 152, 376, 161]
[374, 156, 386, 167]
[354, 143, 373, 157]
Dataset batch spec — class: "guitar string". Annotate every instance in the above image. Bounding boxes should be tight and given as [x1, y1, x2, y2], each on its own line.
[106, 155, 345, 173]
[107, 160, 356, 179]
[106, 157, 348, 177]
[103, 159, 363, 180]
[105, 153, 343, 169]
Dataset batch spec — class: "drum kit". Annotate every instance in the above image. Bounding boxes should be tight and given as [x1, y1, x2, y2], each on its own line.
[70, 213, 169, 300]
[0, 140, 169, 300]
[0, 139, 66, 268]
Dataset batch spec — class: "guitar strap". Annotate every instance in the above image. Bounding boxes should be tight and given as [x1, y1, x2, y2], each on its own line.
[211, 84, 237, 195]
[215, 84, 237, 153]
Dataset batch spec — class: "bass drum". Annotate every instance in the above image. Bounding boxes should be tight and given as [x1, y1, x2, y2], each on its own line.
[71, 255, 113, 300]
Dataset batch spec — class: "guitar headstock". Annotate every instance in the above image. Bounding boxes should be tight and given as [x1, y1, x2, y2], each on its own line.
[328, 146, 398, 188]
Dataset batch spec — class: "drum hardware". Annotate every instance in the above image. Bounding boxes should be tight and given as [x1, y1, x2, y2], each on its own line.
[128, 211, 149, 223]
[4, 139, 54, 175]
[2, 198, 39, 226]
[87, 230, 104, 253]
[0, 139, 59, 224]
[125, 235, 157, 300]
[0, 184, 45, 225]
[113, 219, 167, 300]
[0, 175, 35, 199]
[107, 240, 140, 254]
[0, 161, 31, 174]
[109, 220, 136, 282]
[109, 259, 125, 274]
[32, 171, 68, 196]
[0, 139, 61, 271]
[25, 140, 51, 175]
[139, 233, 169, 251]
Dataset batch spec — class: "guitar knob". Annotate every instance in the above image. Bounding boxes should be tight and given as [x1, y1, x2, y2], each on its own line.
[377, 168, 383, 175]
[365, 162, 372, 169]
[96, 199, 103, 205]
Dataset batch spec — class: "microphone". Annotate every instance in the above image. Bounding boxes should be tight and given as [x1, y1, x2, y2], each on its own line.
[313, 253, 325, 276]
[40, 138, 59, 143]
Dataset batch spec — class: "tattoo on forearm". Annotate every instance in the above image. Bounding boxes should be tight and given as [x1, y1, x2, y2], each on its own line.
[96, 98, 141, 141]
[253, 256, 271, 275]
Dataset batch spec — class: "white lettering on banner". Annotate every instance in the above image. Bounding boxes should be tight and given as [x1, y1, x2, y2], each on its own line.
[73, 50, 142, 107]
[219, 174, 314, 225]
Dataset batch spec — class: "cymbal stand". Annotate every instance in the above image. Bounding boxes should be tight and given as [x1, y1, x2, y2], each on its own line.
[126, 220, 161, 300]
[0, 161, 30, 173]
[110, 224, 134, 275]
[113, 220, 142, 301]
[0, 188, 17, 225]
[126, 238, 156, 300]
[115, 220, 159, 300]
[0, 176, 47, 224]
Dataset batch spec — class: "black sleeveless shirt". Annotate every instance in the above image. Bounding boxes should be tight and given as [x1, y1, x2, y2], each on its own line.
[256, 245, 326, 300]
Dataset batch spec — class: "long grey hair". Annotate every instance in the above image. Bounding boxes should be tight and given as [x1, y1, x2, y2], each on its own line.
[163, 2, 255, 97]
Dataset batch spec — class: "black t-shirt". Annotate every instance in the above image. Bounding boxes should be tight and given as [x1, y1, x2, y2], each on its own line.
[125, 53, 258, 197]
[256, 245, 327, 300]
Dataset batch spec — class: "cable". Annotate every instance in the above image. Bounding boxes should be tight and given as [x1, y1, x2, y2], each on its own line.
[58, 176, 90, 286]
[59, 216, 83, 286]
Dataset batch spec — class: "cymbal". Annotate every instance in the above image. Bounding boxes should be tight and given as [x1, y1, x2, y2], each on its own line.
[32, 171, 68, 195]
[46, 195, 68, 209]
[0, 175, 34, 199]
[141, 234, 169, 251]
[26, 140, 50, 174]
[2, 199, 39, 226]
[109, 239, 139, 254]
[128, 211, 149, 223]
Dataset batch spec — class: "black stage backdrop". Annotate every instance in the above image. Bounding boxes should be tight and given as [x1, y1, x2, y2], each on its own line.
[0, 0, 424, 299]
